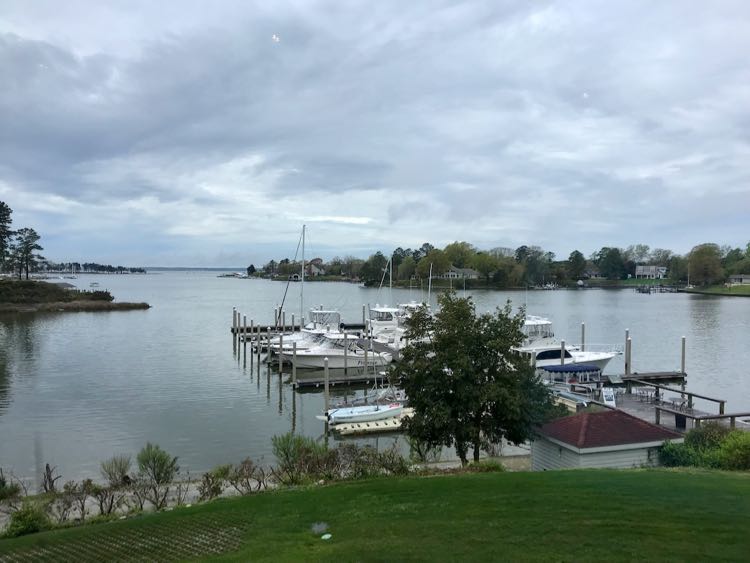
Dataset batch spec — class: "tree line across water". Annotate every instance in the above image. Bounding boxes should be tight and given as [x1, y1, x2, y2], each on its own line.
[0, 201, 145, 278]
[255, 240, 750, 288]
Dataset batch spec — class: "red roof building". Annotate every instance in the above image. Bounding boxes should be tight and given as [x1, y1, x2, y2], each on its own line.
[532, 409, 683, 471]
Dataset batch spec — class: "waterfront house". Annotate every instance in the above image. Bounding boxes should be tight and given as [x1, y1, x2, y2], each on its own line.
[728, 274, 750, 285]
[441, 266, 480, 280]
[635, 265, 668, 279]
[306, 258, 325, 277]
[531, 410, 683, 471]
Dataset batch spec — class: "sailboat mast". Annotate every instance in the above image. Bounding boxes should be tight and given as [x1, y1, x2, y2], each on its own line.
[389, 253, 393, 306]
[300, 225, 305, 325]
[427, 262, 433, 307]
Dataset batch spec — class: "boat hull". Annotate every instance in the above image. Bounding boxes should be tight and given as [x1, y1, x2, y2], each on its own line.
[325, 404, 403, 425]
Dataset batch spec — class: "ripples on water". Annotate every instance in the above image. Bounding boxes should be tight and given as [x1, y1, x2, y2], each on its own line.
[1, 272, 748, 480]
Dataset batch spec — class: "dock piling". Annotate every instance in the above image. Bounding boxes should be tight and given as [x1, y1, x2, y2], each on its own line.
[279, 332, 284, 374]
[581, 322, 585, 352]
[560, 339, 565, 365]
[242, 314, 247, 365]
[292, 342, 297, 386]
[324, 358, 330, 412]
[626, 337, 632, 375]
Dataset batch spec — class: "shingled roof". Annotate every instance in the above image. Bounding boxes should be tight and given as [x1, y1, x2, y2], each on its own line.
[539, 409, 682, 449]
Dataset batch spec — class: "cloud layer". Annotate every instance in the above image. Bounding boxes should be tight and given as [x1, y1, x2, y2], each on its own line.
[1, 1, 749, 265]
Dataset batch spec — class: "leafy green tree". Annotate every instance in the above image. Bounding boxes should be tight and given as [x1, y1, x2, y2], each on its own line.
[12, 228, 44, 279]
[393, 292, 565, 465]
[443, 241, 476, 268]
[360, 252, 388, 286]
[136, 443, 179, 510]
[688, 243, 724, 286]
[246, 264, 256, 276]
[595, 247, 626, 280]
[470, 252, 498, 284]
[567, 250, 586, 280]
[668, 255, 688, 283]
[649, 248, 673, 266]
[0, 201, 13, 271]
[397, 255, 416, 280]
[416, 249, 450, 278]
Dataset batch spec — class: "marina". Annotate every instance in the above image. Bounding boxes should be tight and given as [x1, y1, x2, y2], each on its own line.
[2, 272, 749, 480]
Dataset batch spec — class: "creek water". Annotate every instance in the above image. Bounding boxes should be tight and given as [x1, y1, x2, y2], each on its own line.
[1, 271, 748, 481]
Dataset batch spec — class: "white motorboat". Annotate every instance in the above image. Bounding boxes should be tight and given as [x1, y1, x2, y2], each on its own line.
[516, 315, 619, 371]
[267, 309, 342, 354]
[282, 345, 393, 369]
[318, 403, 404, 425]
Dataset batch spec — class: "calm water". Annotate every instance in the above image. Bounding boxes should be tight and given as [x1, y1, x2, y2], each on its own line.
[1, 272, 749, 481]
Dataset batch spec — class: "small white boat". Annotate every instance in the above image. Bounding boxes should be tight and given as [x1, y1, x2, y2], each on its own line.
[318, 403, 404, 425]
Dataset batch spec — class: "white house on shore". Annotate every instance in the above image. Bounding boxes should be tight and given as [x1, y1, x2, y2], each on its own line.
[441, 266, 480, 280]
[728, 274, 750, 285]
[635, 265, 668, 279]
[532, 409, 683, 471]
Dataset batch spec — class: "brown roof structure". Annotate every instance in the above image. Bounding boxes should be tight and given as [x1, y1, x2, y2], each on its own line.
[539, 409, 682, 449]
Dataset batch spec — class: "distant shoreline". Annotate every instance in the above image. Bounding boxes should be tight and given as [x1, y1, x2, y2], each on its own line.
[0, 301, 151, 313]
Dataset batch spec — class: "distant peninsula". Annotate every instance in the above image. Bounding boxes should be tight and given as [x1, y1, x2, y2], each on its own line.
[0, 279, 150, 313]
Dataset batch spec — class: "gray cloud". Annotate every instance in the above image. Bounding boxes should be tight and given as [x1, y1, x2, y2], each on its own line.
[0, 1, 749, 266]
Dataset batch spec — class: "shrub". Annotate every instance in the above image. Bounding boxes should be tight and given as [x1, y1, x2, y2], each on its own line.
[198, 464, 231, 501]
[101, 454, 132, 487]
[684, 423, 731, 451]
[271, 433, 327, 486]
[715, 431, 750, 470]
[136, 443, 179, 510]
[659, 440, 700, 467]
[4, 501, 51, 538]
[0, 469, 22, 503]
[467, 460, 506, 473]
[228, 458, 266, 494]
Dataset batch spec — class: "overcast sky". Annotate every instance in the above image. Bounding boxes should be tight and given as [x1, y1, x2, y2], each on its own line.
[1, 1, 749, 266]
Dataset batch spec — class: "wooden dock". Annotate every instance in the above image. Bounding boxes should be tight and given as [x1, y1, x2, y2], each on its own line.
[231, 323, 366, 335]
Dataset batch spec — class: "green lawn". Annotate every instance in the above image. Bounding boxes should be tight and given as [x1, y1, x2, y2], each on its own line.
[1, 470, 749, 562]
[683, 284, 750, 296]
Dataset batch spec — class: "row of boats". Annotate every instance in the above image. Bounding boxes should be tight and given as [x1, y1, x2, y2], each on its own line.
[256, 305, 621, 426]
[259, 305, 620, 374]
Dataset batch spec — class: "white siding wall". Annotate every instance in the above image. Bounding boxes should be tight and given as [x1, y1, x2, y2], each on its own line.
[578, 447, 658, 469]
[532, 439, 661, 471]
[531, 439, 582, 471]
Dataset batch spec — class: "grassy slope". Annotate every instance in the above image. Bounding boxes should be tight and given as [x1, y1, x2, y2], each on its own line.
[2, 470, 749, 562]
[683, 285, 750, 296]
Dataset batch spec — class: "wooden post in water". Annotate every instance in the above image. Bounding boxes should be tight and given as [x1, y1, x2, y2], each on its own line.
[232, 308, 237, 352]
[249, 319, 254, 367]
[256, 324, 261, 364]
[625, 337, 632, 375]
[282, 311, 286, 333]
[680, 335, 687, 395]
[362, 305, 366, 325]
[560, 339, 565, 365]
[279, 332, 284, 374]
[580, 322, 585, 352]
[324, 358, 330, 413]
[624, 329, 630, 374]
[292, 341, 297, 386]
[344, 333, 348, 375]
[363, 343, 368, 376]
[242, 314, 247, 366]
[291, 314, 295, 333]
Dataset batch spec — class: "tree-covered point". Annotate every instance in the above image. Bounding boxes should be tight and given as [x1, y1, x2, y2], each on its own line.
[0, 280, 114, 304]
[256, 239, 750, 288]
